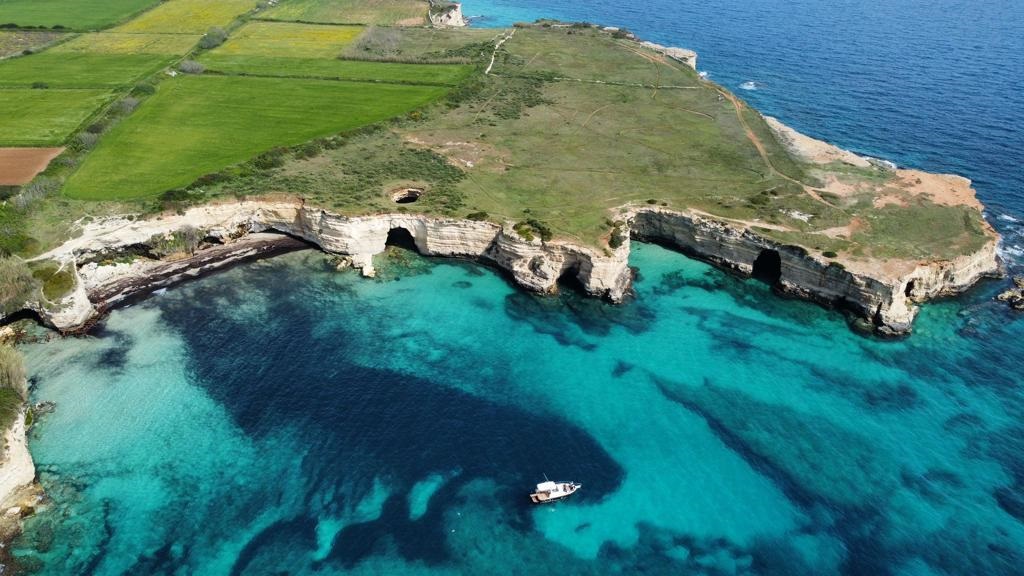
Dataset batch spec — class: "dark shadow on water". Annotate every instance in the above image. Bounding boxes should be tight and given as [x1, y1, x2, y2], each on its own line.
[152, 266, 625, 569]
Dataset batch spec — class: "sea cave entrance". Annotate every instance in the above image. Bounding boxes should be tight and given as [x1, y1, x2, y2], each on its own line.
[385, 227, 418, 252]
[752, 249, 782, 286]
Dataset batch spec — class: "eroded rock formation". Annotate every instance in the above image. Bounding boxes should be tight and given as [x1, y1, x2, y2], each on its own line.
[27, 198, 999, 336]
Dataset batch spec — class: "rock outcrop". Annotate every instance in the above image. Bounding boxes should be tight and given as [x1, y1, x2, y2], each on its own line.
[25, 196, 999, 337]
[997, 276, 1024, 311]
[429, 1, 466, 27]
[638, 41, 698, 70]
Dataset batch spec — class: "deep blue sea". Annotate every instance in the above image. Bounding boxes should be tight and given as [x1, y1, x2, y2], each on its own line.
[12, 1, 1024, 575]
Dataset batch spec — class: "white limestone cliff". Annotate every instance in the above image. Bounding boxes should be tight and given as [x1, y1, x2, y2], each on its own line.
[429, 2, 466, 27]
[26, 196, 999, 337]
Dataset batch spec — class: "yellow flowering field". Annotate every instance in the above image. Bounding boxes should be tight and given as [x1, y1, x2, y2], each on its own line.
[114, 0, 256, 33]
[51, 33, 200, 55]
[210, 21, 363, 59]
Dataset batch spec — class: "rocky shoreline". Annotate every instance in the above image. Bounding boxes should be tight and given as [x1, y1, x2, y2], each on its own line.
[22, 193, 1000, 337]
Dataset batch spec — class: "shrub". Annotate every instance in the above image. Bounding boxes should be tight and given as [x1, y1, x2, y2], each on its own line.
[86, 120, 108, 134]
[611, 28, 631, 39]
[118, 96, 140, 114]
[646, 198, 658, 204]
[609, 225, 626, 249]
[253, 148, 287, 170]
[294, 141, 322, 160]
[132, 83, 156, 96]
[0, 257, 39, 316]
[73, 131, 100, 152]
[179, 60, 205, 74]
[466, 211, 489, 221]
[31, 81, 48, 89]
[198, 27, 227, 50]
[822, 250, 838, 258]
[13, 177, 58, 210]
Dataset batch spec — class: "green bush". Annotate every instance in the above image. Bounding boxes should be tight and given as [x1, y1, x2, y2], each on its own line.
[822, 250, 838, 258]
[609, 225, 626, 248]
[466, 211, 489, 221]
[198, 27, 228, 50]
[132, 83, 157, 96]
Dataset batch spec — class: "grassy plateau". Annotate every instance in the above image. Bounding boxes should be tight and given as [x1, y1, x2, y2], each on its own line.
[259, 0, 428, 26]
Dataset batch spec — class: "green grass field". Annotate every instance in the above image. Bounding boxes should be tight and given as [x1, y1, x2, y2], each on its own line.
[62, 75, 449, 200]
[0, 51, 174, 88]
[0, 88, 112, 145]
[201, 54, 473, 85]
[0, 0, 158, 30]
[260, 0, 427, 26]
[113, 0, 256, 33]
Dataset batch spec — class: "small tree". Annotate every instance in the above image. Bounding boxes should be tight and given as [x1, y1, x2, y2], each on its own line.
[199, 26, 228, 50]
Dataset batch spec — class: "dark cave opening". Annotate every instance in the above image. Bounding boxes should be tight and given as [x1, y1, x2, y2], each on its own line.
[752, 249, 782, 286]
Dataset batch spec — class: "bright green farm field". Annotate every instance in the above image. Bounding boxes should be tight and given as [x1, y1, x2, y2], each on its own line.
[0, 52, 174, 88]
[62, 75, 449, 200]
[0, 0, 158, 30]
[0, 88, 112, 145]
[201, 54, 473, 85]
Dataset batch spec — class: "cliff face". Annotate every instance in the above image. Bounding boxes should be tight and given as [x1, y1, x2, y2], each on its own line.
[627, 207, 1001, 334]
[36, 201, 631, 332]
[428, 2, 466, 27]
[30, 199, 998, 336]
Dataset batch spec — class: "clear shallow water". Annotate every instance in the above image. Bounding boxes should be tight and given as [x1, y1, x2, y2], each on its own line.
[14, 244, 1024, 575]
[466, 0, 1024, 265]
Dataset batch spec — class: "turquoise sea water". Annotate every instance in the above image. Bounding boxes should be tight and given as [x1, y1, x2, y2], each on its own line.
[13, 0, 1024, 574]
[14, 243, 1024, 575]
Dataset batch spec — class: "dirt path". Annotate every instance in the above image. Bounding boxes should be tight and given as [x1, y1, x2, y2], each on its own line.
[714, 88, 842, 209]
[485, 28, 515, 75]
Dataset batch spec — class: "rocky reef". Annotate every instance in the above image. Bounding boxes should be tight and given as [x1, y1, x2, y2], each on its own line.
[24, 196, 1000, 336]
[997, 276, 1024, 311]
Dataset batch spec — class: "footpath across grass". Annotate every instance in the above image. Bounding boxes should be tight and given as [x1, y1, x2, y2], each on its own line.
[62, 75, 449, 200]
[0, 0, 158, 30]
